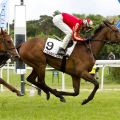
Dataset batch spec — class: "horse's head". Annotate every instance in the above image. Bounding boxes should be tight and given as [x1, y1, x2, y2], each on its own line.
[97, 20, 120, 43]
[0, 28, 20, 61]
[103, 20, 120, 43]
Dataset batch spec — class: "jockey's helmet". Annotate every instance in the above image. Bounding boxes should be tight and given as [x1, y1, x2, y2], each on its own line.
[83, 18, 93, 27]
[53, 10, 61, 16]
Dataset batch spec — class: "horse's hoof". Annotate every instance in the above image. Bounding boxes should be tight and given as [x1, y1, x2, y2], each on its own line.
[82, 99, 88, 105]
[60, 97, 66, 103]
[17, 91, 24, 96]
[46, 93, 50, 100]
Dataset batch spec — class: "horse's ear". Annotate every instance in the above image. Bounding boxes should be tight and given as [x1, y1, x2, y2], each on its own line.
[103, 19, 117, 31]
[4, 30, 7, 34]
[111, 20, 115, 25]
[1, 28, 4, 35]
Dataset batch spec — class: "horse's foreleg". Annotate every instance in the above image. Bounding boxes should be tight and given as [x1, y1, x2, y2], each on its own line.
[0, 78, 21, 96]
[58, 76, 80, 96]
[81, 71, 99, 105]
[27, 69, 50, 100]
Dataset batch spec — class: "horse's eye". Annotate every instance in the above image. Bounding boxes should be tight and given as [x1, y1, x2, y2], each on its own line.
[6, 41, 11, 44]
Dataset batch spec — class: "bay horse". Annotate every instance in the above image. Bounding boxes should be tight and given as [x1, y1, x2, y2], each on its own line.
[0, 28, 21, 96]
[18, 20, 120, 104]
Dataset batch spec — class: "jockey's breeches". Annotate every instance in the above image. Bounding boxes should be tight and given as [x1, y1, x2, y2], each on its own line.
[53, 14, 72, 49]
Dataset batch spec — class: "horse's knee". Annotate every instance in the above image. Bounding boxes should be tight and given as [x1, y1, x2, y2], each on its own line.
[27, 77, 35, 84]
[27, 75, 35, 83]
[0, 79, 4, 84]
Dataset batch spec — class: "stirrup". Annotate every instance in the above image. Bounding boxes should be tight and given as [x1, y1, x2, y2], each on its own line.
[57, 47, 66, 56]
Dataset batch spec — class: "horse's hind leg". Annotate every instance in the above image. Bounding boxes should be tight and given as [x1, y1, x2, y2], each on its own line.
[28, 67, 65, 102]
[0, 78, 21, 96]
[57, 76, 80, 96]
[39, 82, 66, 102]
[36, 68, 65, 102]
[27, 69, 50, 100]
[27, 68, 64, 101]
[81, 71, 99, 105]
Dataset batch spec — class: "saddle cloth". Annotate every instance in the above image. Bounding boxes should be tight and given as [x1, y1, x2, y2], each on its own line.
[43, 38, 77, 59]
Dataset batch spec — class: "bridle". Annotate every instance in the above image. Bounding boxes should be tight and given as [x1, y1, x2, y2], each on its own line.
[85, 22, 120, 60]
[97, 22, 120, 44]
[87, 22, 120, 44]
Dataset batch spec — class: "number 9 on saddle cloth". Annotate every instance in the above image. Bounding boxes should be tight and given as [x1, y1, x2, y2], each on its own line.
[43, 38, 77, 59]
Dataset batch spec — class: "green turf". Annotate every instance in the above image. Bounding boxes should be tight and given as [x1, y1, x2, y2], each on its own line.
[0, 91, 120, 120]
[0, 67, 120, 120]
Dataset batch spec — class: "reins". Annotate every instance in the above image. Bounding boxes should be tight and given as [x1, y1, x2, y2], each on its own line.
[90, 39, 118, 44]
[85, 38, 120, 60]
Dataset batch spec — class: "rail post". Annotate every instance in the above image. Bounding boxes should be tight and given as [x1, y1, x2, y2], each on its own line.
[14, 1, 26, 95]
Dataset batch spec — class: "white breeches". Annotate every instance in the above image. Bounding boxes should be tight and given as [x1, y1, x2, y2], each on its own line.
[53, 14, 72, 49]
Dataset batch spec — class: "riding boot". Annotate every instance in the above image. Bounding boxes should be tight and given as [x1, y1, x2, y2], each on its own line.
[57, 47, 66, 56]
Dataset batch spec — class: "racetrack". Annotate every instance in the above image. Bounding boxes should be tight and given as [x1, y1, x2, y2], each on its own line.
[0, 90, 120, 120]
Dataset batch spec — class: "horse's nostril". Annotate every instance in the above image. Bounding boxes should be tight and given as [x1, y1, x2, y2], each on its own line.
[16, 54, 20, 58]
[14, 55, 20, 60]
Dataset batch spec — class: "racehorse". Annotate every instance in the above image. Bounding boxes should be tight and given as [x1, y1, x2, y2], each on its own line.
[18, 20, 120, 104]
[0, 28, 21, 96]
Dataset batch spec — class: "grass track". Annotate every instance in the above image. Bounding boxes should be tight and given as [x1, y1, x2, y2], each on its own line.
[0, 91, 120, 120]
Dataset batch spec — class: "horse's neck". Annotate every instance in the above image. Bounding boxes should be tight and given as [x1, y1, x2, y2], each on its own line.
[91, 30, 106, 58]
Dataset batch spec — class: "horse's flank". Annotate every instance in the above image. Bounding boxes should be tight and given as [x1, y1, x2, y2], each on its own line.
[20, 37, 95, 76]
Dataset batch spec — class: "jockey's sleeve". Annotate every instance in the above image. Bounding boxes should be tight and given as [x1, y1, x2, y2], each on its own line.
[72, 23, 85, 41]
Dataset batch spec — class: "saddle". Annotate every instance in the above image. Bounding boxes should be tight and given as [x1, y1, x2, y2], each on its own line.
[43, 38, 77, 59]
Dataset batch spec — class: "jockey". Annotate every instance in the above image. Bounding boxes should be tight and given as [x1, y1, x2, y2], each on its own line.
[53, 11, 93, 56]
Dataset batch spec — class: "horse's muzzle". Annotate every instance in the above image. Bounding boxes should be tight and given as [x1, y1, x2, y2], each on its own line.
[11, 54, 20, 61]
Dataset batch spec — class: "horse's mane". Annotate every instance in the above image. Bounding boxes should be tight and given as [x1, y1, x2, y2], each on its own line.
[94, 23, 104, 34]
[94, 20, 113, 34]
